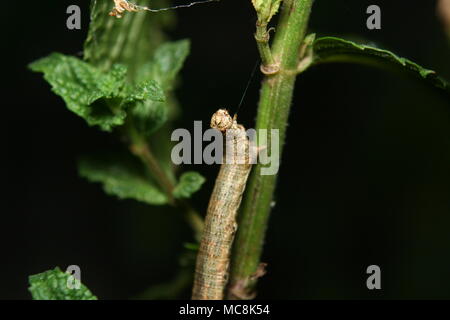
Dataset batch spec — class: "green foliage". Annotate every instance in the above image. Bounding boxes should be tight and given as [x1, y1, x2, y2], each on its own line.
[78, 155, 168, 205]
[252, 0, 283, 23]
[26, 0, 450, 301]
[29, 1, 199, 209]
[136, 40, 191, 88]
[29, 53, 165, 131]
[84, 0, 174, 75]
[311, 37, 450, 94]
[26, 0, 204, 301]
[132, 40, 191, 136]
[173, 172, 206, 199]
[28, 267, 97, 300]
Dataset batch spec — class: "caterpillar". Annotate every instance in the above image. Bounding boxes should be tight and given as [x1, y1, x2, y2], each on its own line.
[192, 109, 255, 300]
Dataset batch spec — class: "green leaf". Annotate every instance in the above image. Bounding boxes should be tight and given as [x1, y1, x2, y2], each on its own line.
[84, 2, 190, 136]
[29, 53, 126, 131]
[78, 154, 168, 205]
[173, 171, 206, 199]
[28, 267, 97, 300]
[136, 39, 190, 88]
[310, 37, 450, 94]
[29, 53, 165, 131]
[127, 80, 165, 102]
[252, 0, 283, 23]
[131, 100, 168, 135]
[132, 40, 191, 135]
[95, 64, 128, 97]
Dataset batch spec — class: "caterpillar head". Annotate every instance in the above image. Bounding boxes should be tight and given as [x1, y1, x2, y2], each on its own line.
[210, 109, 234, 132]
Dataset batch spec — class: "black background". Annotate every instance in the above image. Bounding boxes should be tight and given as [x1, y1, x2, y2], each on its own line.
[4, 0, 450, 299]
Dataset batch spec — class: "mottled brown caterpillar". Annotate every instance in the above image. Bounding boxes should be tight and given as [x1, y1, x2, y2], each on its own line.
[192, 109, 255, 300]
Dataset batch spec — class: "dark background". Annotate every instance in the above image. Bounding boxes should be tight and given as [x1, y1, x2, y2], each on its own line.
[4, 0, 450, 299]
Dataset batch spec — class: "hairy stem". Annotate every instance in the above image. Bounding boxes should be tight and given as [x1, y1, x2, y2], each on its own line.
[255, 21, 277, 74]
[228, 0, 313, 299]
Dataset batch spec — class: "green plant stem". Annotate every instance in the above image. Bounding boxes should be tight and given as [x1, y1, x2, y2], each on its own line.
[228, 0, 313, 299]
[255, 20, 276, 73]
[129, 125, 176, 204]
[127, 122, 204, 239]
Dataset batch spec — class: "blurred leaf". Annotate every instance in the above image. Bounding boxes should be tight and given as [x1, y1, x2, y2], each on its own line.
[78, 155, 168, 205]
[84, 0, 174, 77]
[173, 171, 206, 199]
[81, 1, 187, 196]
[83, 0, 185, 177]
[132, 40, 191, 135]
[28, 267, 97, 300]
[137, 39, 191, 88]
[311, 37, 450, 94]
[183, 242, 200, 251]
[131, 100, 168, 135]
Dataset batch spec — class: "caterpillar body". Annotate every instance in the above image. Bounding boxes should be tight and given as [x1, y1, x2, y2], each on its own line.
[192, 109, 254, 300]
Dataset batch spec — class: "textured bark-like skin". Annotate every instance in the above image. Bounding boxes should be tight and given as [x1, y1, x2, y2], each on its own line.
[192, 110, 253, 300]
